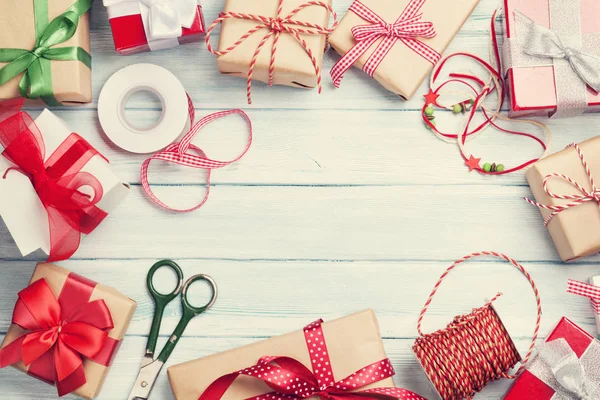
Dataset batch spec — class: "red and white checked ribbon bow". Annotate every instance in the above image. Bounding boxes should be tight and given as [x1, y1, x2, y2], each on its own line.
[140, 95, 252, 212]
[568, 279, 600, 315]
[198, 319, 426, 400]
[331, 0, 439, 88]
[206, 0, 338, 104]
[525, 143, 600, 226]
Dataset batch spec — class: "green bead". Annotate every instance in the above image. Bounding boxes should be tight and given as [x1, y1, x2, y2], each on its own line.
[496, 164, 505, 172]
[483, 162, 492, 172]
[469, 99, 475, 106]
[452, 104, 462, 114]
[425, 120, 436, 130]
[425, 105, 435, 116]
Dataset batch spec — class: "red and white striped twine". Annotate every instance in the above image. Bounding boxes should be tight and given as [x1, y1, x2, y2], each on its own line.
[414, 251, 542, 400]
[140, 95, 252, 212]
[525, 143, 600, 226]
[206, 0, 338, 104]
[567, 279, 600, 315]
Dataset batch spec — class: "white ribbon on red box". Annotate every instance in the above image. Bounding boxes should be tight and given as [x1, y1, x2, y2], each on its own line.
[103, 0, 197, 51]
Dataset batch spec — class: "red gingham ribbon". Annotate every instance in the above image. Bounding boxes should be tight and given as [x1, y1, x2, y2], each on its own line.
[140, 95, 252, 212]
[567, 279, 600, 315]
[524, 143, 600, 226]
[206, 0, 338, 104]
[198, 319, 427, 400]
[331, 0, 440, 88]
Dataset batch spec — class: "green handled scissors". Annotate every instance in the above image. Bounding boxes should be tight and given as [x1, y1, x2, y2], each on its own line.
[128, 260, 218, 400]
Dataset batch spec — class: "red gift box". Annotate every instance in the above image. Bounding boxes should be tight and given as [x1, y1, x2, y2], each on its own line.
[104, 0, 206, 55]
[504, 317, 600, 399]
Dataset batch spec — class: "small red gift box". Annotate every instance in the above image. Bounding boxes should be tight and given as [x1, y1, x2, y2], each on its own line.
[103, 0, 206, 54]
[504, 317, 600, 399]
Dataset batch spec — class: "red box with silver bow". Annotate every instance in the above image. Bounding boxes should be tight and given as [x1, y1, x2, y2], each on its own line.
[504, 317, 600, 399]
[103, 0, 206, 54]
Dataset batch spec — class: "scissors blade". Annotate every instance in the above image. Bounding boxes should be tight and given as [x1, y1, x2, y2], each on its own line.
[127, 359, 164, 400]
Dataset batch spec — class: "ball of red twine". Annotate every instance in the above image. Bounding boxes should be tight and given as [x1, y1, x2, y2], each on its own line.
[412, 252, 542, 400]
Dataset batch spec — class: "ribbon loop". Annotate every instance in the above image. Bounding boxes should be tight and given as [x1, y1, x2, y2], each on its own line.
[567, 279, 600, 315]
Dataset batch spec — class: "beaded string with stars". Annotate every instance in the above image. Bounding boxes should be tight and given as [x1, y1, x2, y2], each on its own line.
[422, 9, 552, 175]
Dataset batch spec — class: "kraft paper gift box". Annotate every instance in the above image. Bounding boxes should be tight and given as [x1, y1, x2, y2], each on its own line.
[168, 310, 424, 400]
[329, 0, 480, 100]
[215, 0, 332, 91]
[503, 0, 600, 118]
[104, 0, 206, 54]
[0, 263, 137, 399]
[525, 136, 600, 261]
[0, 108, 130, 260]
[504, 317, 600, 399]
[0, 0, 92, 104]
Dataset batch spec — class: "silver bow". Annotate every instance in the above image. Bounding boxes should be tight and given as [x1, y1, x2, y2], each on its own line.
[516, 12, 600, 92]
[139, 0, 197, 40]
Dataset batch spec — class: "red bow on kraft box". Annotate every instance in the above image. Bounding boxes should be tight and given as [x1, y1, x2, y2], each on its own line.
[504, 317, 600, 400]
[0, 263, 136, 398]
[198, 319, 426, 400]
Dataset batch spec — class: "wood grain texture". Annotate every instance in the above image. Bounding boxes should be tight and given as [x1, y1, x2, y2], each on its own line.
[1, 0, 599, 399]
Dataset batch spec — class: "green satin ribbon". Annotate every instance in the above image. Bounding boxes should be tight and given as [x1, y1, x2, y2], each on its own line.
[0, 0, 93, 106]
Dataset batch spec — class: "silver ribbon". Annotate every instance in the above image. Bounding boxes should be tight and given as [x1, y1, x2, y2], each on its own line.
[527, 338, 600, 399]
[503, 1, 600, 117]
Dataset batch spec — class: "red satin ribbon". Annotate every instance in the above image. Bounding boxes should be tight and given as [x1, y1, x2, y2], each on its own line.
[199, 319, 426, 400]
[0, 273, 118, 397]
[0, 99, 107, 261]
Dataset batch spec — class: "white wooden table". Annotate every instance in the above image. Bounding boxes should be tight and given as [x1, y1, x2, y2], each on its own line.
[1, 1, 599, 399]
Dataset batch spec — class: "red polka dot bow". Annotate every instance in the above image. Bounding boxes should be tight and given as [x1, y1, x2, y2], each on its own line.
[198, 320, 426, 400]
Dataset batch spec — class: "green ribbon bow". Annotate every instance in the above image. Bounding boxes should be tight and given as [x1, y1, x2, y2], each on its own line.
[0, 0, 93, 106]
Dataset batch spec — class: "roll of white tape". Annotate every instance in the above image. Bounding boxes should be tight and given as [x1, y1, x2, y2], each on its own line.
[98, 64, 189, 154]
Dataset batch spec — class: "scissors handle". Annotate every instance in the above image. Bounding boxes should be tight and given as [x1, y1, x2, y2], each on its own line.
[146, 260, 185, 357]
[157, 274, 217, 363]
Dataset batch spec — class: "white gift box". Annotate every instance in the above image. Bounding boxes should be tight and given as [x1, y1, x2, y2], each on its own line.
[0, 109, 129, 258]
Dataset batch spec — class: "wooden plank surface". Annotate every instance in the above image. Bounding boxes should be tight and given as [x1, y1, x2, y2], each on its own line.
[1, 0, 599, 399]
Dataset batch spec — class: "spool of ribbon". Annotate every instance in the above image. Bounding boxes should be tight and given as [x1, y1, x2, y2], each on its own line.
[0, 0, 92, 106]
[0, 99, 107, 261]
[0, 275, 117, 397]
[524, 143, 600, 226]
[330, 0, 440, 88]
[198, 319, 426, 400]
[567, 279, 600, 315]
[206, 0, 338, 104]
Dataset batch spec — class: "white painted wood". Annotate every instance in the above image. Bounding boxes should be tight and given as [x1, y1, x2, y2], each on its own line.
[1, 0, 599, 399]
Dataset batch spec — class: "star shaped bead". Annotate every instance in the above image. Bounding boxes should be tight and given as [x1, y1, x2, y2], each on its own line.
[423, 90, 440, 106]
[465, 155, 481, 172]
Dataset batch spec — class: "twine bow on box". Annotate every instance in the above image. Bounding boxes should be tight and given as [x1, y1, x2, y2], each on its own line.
[330, 0, 440, 88]
[525, 143, 600, 225]
[206, 0, 338, 104]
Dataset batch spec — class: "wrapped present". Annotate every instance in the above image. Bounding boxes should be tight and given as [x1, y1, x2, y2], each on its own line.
[503, 0, 600, 118]
[567, 278, 600, 335]
[504, 317, 600, 399]
[0, 263, 137, 399]
[167, 310, 426, 400]
[103, 0, 206, 54]
[329, 0, 480, 100]
[0, 100, 130, 261]
[525, 137, 600, 261]
[0, 0, 92, 105]
[205, 0, 337, 104]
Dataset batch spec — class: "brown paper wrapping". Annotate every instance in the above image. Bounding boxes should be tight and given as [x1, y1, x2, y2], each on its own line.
[168, 309, 395, 400]
[0, 0, 92, 104]
[329, 0, 480, 100]
[0, 263, 137, 399]
[216, 0, 332, 89]
[526, 137, 600, 261]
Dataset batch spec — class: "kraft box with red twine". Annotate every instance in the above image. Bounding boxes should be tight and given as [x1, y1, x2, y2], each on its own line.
[103, 0, 206, 55]
[524, 136, 600, 261]
[504, 317, 600, 399]
[329, 0, 480, 100]
[0, 263, 137, 399]
[0, 100, 130, 261]
[503, 0, 600, 118]
[167, 309, 427, 400]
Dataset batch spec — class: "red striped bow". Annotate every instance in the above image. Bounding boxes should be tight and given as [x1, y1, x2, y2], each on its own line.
[568, 279, 600, 315]
[331, 0, 440, 88]
[198, 320, 426, 400]
[525, 144, 600, 226]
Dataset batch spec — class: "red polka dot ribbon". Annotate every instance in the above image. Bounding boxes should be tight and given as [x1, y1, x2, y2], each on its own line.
[198, 319, 426, 400]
